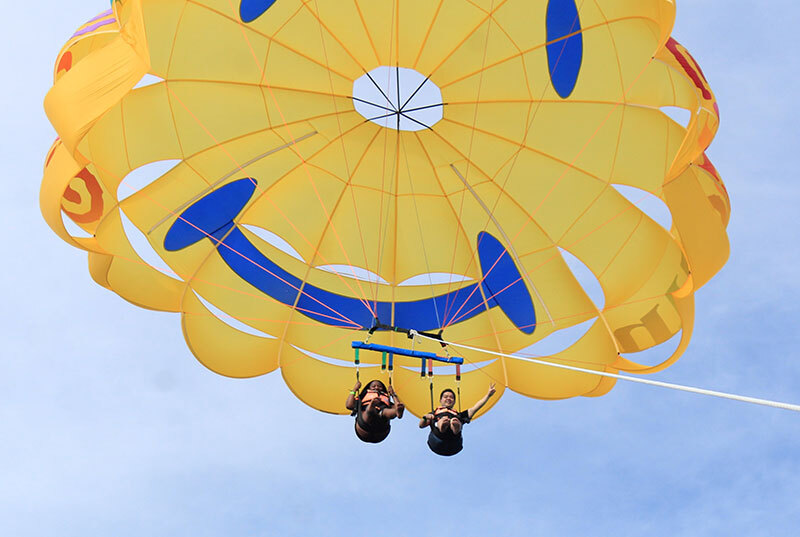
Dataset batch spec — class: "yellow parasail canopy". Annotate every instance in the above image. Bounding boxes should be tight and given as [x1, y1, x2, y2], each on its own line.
[41, 0, 729, 418]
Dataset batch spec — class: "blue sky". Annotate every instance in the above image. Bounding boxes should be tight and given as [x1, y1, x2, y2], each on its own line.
[2, 1, 800, 535]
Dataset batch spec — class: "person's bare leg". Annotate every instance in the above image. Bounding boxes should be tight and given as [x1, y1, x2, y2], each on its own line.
[437, 417, 451, 434]
[450, 418, 462, 435]
[380, 407, 398, 419]
[365, 399, 381, 420]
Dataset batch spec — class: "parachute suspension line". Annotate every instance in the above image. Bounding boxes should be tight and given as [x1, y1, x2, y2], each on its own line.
[370, 0, 401, 304]
[147, 132, 318, 235]
[399, 135, 443, 327]
[91, 157, 365, 331]
[162, 87, 378, 322]
[420, 334, 800, 414]
[447, 164, 553, 328]
[55, 219, 359, 331]
[472, 1, 586, 234]
[436, 1, 583, 320]
[440, 2, 648, 332]
[221, 3, 379, 318]
[438, 41, 659, 330]
[372, 124, 396, 306]
[307, 0, 380, 308]
[440, 0, 499, 318]
[511, 60, 657, 240]
[454, 187, 661, 326]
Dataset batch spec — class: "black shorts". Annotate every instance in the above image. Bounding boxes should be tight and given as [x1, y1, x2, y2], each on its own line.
[427, 429, 463, 456]
[354, 408, 390, 443]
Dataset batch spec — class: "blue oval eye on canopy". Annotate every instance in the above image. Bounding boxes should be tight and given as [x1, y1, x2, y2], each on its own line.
[546, 0, 583, 98]
[239, 0, 277, 23]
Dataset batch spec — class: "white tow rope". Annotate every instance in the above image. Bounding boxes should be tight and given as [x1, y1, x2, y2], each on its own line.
[419, 335, 800, 413]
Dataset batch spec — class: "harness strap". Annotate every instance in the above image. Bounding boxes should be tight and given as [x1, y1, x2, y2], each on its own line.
[456, 364, 462, 412]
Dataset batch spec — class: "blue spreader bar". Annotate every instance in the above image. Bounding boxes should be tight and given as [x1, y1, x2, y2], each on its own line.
[351, 342, 464, 365]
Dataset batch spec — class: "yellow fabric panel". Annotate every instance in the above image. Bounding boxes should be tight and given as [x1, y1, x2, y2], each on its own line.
[182, 291, 280, 378]
[465, 181, 600, 329]
[88, 251, 114, 290]
[93, 209, 184, 312]
[693, 153, 730, 226]
[392, 195, 480, 284]
[498, 154, 608, 242]
[243, 164, 349, 263]
[437, 110, 540, 180]
[490, 1, 547, 53]
[181, 249, 296, 338]
[304, 1, 381, 69]
[41, 0, 729, 416]
[187, 128, 318, 195]
[612, 106, 671, 192]
[85, 104, 131, 188]
[139, 0, 184, 77]
[272, 4, 365, 80]
[120, 162, 210, 239]
[53, 18, 119, 84]
[263, 40, 353, 96]
[44, 1, 149, 154]
[593, 0, 674, 26]
[280, 345, 365, 415]
[40, 140, 101, 251]
[309, 187, 398, 282]
[561, 188, 653, 279]
[670, 106, 719, 178]
[304, 124, 380, 190]
[166, 81, 270, 157]
[169, 3, 270, 84]
[120, 84, 183, 169]
[411, 1, 488, 76]
[396, 0, 447, 68]
[508, 102, 624, 183]
[506, 320, 619, 399]
[434, 18, 521, 90]
[613, 293, 695, 374]
[664, 165, 730, 289]
[596, 212, 679, 305]
[602, 18, 663, 91]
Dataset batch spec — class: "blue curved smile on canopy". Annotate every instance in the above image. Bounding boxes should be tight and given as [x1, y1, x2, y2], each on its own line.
[164, 179, 536, 334]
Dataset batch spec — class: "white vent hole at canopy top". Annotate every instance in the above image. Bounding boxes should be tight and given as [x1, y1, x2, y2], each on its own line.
[352, 66, 443, 131]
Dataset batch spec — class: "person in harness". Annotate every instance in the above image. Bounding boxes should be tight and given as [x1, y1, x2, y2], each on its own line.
[346, 380, 405, 443]
[419, 383, 496, 456]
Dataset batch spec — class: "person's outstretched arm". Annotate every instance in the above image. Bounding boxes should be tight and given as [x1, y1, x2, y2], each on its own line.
[466, 384, 497, 419]
[345, 380, 361, 411]
[388, 386, 405, 418]
[419, 413, 435, 428]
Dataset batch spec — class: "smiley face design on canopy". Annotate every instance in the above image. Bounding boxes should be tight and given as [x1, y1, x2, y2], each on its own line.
[41, 0, 729, 417]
